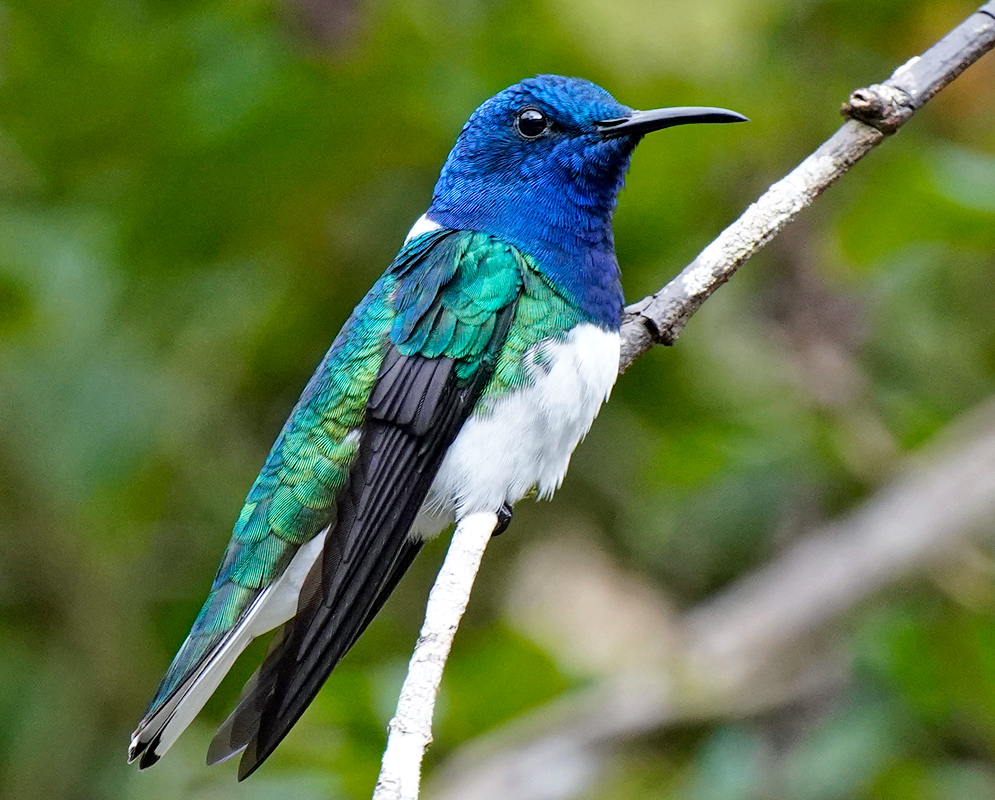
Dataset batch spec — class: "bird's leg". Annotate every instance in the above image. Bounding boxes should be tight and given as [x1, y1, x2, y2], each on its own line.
[492, 503, 513, 537]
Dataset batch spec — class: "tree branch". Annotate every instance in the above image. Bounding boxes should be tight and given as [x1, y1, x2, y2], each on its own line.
[373, 513, 498, 800]
[374, 3, 995, 797]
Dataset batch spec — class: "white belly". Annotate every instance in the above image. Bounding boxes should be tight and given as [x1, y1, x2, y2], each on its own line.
[418, 322, 620, 528]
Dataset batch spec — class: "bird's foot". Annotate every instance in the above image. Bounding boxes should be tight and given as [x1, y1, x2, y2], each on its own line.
[493, 504, 513, 536]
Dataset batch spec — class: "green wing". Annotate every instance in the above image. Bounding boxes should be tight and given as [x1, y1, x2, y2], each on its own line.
[140, 272, 395, 719]
[134, 229, 529, 767]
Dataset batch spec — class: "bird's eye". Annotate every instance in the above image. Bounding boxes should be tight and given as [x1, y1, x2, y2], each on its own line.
[515, 108, 549, 139]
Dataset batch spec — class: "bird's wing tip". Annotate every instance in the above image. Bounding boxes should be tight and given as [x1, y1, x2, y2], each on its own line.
[237, 744, 262, 782]
[127, 730, 147, 764]
[206, 726, 248, 767]
[135, 734, 163, 769]
[129, 719, 166, 769]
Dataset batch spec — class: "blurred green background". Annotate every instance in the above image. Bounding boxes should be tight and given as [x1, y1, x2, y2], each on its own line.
[2, 0, 995, 798]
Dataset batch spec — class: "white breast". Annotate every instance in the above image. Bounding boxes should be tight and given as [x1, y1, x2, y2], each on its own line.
[420, 323, 620, 526]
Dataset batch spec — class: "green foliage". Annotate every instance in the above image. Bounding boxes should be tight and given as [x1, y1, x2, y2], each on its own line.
[1, 0, 994, 798]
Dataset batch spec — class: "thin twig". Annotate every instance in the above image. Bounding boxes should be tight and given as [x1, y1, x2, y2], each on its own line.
[373, 513, 498, 800]
[373, 3, 995, 797]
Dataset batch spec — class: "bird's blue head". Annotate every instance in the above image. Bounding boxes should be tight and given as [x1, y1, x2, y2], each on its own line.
[426, 75, 746, 328]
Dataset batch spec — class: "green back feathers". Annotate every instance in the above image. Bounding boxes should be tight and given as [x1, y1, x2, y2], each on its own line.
[148, 277, 396, 705]
[145, 228, 581, 710]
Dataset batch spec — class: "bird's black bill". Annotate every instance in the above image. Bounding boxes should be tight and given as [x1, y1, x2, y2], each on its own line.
[596, 106, 748, 138]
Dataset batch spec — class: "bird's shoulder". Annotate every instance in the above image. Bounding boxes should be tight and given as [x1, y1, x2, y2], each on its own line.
[389, 227, 595, 400]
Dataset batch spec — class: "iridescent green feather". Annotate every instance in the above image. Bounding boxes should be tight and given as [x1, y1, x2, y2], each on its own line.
[480, 255, 587, 401]
[145, 228, 563, 711]
[149, 275, 395, 704]
[393, 232, 525, 383]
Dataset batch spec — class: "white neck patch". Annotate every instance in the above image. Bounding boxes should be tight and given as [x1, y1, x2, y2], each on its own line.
[404, 214, 442, 244]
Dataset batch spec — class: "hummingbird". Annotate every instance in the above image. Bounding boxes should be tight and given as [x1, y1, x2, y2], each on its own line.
[129, 74, 745, 778]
